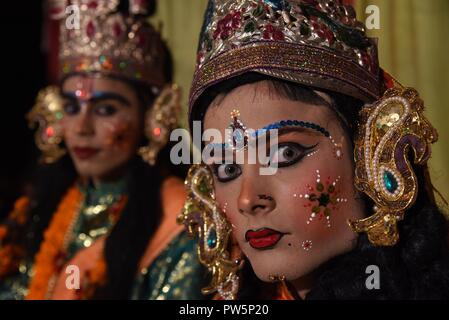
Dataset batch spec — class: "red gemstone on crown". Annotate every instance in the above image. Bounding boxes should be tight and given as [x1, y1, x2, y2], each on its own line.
[86, 21, 95, 38]
[87, 1, 98, 9]
[113, 22, 122, 37]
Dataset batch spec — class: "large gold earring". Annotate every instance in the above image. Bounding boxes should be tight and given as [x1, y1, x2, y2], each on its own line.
[139, 84, 181, 166]
[27, 86, 66, 164]
[178, 164, 243, 300]
[349, 86, 438, 246]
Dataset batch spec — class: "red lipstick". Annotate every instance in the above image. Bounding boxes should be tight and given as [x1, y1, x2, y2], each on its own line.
[245, 228, 284, 250]
[72, 146, 99, 160]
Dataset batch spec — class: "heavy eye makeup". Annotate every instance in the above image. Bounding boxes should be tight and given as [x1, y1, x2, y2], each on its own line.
[212, 162, 242, 183]
[269, 142, 318, 168]
[62, 99, 121, 117]
[92, 101, 120, 116]
[63, 99, 80, 115]
[210, 141, 318, 183]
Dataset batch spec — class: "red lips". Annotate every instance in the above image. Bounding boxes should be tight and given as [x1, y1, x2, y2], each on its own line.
[245, 228, 284, 250]
[72, 146, 100, 160]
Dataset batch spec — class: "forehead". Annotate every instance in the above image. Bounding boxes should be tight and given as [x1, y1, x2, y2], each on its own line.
[62, 74, 132, 93]
[203, 81, 334, 132]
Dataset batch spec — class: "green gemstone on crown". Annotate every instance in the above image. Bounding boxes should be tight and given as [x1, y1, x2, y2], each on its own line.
[244, 20, 256, 33]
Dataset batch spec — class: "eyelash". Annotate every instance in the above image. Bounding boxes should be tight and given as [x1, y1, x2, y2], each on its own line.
[212, 163, 241, 183]
[269, 142, 317, 168]
[94, 104, 118, 116]
[211, 142, 318, 183]
[63, 102, 79, 115]
[62, 102, 118, 117]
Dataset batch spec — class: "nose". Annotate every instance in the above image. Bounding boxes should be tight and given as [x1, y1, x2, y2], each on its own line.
[75, 105, 94, 136]
[237, 175, 276, 216]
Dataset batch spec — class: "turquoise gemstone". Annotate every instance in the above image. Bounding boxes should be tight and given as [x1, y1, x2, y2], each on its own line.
[207, 229, 217, 248]
[383, 171, 398, 193]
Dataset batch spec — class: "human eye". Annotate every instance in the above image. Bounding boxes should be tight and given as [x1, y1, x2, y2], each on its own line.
[269, 142, 317, 168]
[212, 163, 242, 182]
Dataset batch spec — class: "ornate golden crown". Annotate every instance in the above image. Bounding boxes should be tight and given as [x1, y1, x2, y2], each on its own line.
[49, 0, 167, 88]
[190, 0, 383, 117]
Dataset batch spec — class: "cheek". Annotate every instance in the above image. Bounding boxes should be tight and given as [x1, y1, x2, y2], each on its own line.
[60, 118, 74, 142]
[215, 184, 242, 234]
[96, 116, 140, 150]
[288, 168, 350, 241]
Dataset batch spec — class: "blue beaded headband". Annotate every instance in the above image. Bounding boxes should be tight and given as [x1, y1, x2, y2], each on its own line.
[221, 116, 332, 151]
[252, 120, 330, 138]
[205, 111, 343, 161]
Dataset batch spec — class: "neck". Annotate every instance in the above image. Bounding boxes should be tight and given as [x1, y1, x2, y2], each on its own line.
[79, 166, 128, 188]
[290, 270, 317, 300]
[78, 174, 127, 196]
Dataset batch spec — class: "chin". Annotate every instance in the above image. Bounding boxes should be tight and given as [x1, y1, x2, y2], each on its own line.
[247, 250, 317, 283]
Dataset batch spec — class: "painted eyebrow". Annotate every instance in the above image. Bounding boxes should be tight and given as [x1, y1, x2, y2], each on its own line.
[61, 91, 131, 106]
[216, 120, 330, 150]
[253, 120, 330, 138]
[206, 120, 330, 158]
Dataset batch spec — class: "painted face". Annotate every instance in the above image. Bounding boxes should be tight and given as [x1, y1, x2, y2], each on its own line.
[203, 81, 365, 295]
[61, 74, 143, 182]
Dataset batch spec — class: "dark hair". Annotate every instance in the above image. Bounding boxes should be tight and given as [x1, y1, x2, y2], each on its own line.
[195, 72, 449, 300]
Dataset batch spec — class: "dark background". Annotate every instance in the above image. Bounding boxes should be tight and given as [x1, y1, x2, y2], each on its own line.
[0, 1, 46, 218]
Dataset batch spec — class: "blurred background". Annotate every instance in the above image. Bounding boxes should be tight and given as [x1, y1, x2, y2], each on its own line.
[0, 0, 447, 218]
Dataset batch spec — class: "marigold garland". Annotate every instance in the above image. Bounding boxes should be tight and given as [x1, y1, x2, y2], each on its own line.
[26, 186, 83, 299]
[0, 181, 128, 300]
[0, 196, 30, 278]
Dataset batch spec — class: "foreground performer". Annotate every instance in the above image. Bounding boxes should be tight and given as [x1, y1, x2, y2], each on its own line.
[179, 0, 449, 299]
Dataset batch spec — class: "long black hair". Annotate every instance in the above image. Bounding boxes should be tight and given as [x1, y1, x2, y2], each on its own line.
[194, 72, 449, 300]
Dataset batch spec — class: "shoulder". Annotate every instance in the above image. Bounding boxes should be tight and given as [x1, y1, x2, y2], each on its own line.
[160, 176, 187, 219]
[139, 176, 188, 269]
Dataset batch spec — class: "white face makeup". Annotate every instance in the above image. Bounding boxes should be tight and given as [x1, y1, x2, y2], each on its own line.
[202, 81, 365, 294]
[61, 74, 143, 182]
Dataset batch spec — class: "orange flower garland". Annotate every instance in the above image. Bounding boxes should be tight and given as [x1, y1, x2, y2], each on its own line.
[0, 196, 30, 278]
[26, 186, 83, 299]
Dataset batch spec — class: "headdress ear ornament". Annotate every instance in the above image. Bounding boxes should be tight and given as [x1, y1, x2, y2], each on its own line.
[27, 86, 66, 164]
[349, 81, 438, 246]
[139, 84, 181, 166]
[177, 164, 243, 300]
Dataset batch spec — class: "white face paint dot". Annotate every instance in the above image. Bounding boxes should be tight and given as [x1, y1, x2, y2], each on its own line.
[302, 240, 313, 251]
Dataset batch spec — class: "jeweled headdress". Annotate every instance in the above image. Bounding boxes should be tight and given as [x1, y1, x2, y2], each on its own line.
[183, 0, 439, 299]
[49, 0, 168, 89]
[189, 0, 383, 119]
[28, 0, 180, 166]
